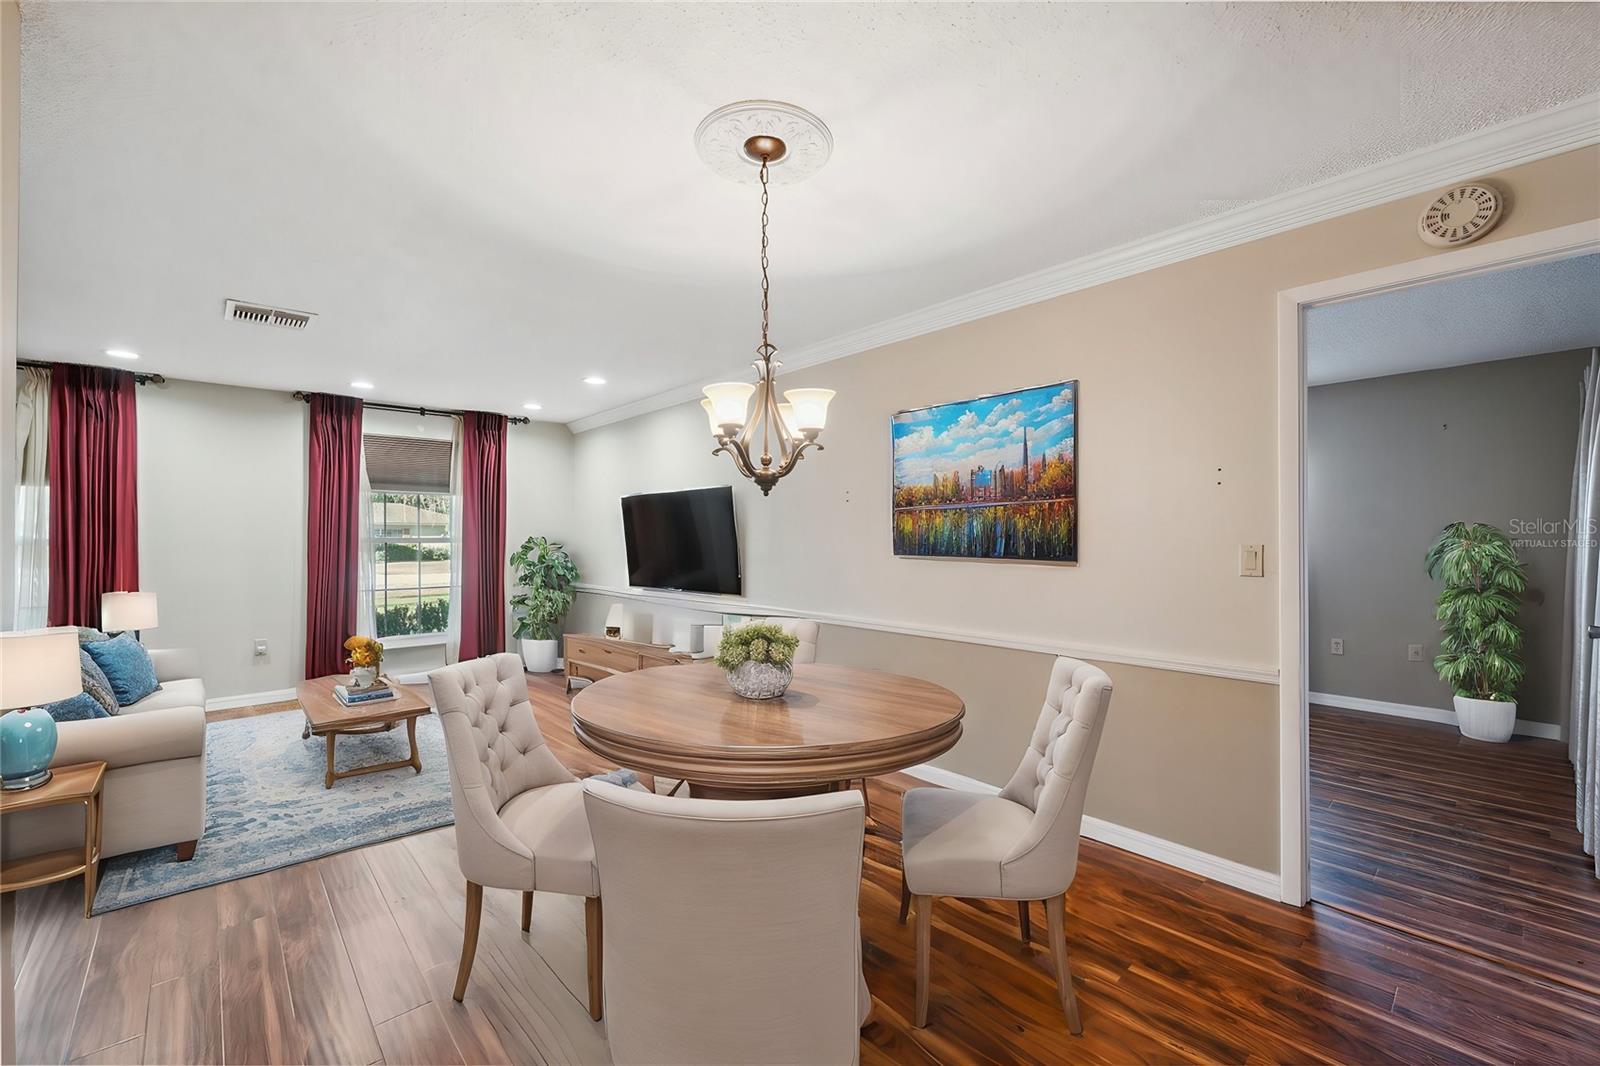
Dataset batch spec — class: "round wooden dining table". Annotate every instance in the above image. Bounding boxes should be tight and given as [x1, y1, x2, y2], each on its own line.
[570, 662, 964, 798]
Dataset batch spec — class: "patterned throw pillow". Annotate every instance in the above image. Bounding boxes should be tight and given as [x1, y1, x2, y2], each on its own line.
[79, 648, 119, 716]
[42, 691, 112, 722]
[84, 633, 161, 706]
[77, 627, 110, 644]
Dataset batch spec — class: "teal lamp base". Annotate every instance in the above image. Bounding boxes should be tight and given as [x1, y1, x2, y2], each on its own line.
[0, 707, 59, 791]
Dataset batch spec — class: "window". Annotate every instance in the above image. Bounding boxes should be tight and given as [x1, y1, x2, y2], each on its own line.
[363, 432, 458, 640]
[371, 491, 454, 638]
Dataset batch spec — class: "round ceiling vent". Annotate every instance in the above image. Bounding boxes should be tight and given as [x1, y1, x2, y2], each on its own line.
[1418, 182, 1504, 247]
[695, 100, 832, 185]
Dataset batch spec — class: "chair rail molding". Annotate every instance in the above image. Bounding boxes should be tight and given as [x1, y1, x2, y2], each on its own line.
[573, 582, 1279, 685]
[570, 93, 1600, 434]
[902, 762, 1281, 900]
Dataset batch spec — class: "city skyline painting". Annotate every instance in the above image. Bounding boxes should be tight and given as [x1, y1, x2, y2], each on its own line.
[891, 379, 1077, 562]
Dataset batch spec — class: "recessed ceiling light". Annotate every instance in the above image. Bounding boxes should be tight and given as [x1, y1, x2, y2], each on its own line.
[104, 348, 140, 360]
[522, 402, 543, 411]
[583, 375, 607, 386]
[350, 380, 375, 390]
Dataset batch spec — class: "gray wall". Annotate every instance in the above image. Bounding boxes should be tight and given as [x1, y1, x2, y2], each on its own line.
[137, 377, 575, 700]
[1307, 348, 1591, 727]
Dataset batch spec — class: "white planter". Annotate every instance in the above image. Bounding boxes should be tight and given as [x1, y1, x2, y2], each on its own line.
[1454, 695, 1515, 743]
[350, 665, 378, 689]
[520, 638, 559, 674]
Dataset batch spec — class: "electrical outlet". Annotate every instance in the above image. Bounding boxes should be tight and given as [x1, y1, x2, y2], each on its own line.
[1330, 638, 1344, 656]
[253, 639, 269, 658]
[1408, 643, 1424, 662]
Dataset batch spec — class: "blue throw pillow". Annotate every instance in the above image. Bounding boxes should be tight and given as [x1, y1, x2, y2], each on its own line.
[84, 633, 161, 706]
[79, 648, 119, 716]
[42, 691, 111, 722]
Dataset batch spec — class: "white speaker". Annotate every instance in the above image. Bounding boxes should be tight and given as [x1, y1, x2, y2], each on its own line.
[672, 620, 708, 654]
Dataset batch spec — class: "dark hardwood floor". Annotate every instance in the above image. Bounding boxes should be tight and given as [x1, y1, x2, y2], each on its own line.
[1309, 703, 1600, 998]
[10, 681, 1600, 1064]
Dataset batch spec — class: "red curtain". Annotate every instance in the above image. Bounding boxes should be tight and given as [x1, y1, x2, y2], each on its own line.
[459, 411, 508, 661]
[305, 394, 363, 678]
[48, 365, 139, 628]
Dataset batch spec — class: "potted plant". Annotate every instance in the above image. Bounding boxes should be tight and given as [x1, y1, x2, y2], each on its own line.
[510, 536, 579, 673]
[715, 622, 800, 700]
[343, 635, 384, 688]
[1424, 521, 1526, 742]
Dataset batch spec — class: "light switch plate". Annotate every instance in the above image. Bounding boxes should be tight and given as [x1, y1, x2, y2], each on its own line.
[1240, 544, 1265, 577]
[1330, 638, 1344, 655]
[253, 639, 269, 657]
[1408, 643, 1424, 662]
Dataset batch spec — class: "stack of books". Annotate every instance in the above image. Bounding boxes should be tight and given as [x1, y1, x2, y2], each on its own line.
[334, 678, 397, 707]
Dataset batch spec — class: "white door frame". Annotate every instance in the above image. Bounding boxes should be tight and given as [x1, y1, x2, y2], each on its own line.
[1275, 219, 1600, 906]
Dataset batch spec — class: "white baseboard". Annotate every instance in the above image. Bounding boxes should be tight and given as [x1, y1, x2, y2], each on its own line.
[206, 687, 297, 712]
[1309, 691, 1562, 740]
[901, 763, 1281, 900]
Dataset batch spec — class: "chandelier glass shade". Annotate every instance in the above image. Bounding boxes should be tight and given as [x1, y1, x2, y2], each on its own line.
[699, 113, 836, 496]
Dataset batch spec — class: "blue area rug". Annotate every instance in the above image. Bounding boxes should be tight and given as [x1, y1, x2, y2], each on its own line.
[91, 708, 453, 914]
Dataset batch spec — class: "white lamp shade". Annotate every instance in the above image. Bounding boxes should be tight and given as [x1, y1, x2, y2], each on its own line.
[702, 382, 755, 428]
[0, 627, 81, 710]
[699, 398, 722, 435]
[783, 388, 836, 431]
[775, 402, 804, 442]
[102, 591, 158, 632]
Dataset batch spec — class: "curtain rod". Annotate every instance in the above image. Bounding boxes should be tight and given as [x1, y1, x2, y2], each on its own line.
[290, 391, 532, 426]
[19, 357, 166, 386]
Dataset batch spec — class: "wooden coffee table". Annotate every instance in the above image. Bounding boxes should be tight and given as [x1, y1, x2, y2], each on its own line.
[296, 676, 432, 789]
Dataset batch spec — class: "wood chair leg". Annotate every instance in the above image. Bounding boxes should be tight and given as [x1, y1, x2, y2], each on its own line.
[585, 896, 603, 1021]
[1045, 894, 1082, 1034]
[898, 868, 911, 925]
[520, 890, 533, 932]
[453, 882, 483, 1002]
[913, 895, 933, 1028]
[1018, 900, 1032, 945]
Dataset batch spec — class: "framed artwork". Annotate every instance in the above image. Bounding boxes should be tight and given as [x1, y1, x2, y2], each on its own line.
[891, 379, 1077, 562]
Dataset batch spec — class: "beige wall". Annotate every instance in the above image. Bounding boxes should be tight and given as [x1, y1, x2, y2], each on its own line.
[1309, 349, 1592, 728]
[566, 145, 1600, 872]
[136, 379, 574, 699]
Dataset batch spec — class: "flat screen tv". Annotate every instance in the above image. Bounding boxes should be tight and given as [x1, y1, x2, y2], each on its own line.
[621, 486, 742, 595]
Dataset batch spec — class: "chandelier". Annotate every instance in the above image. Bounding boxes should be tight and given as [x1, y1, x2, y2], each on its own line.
[696, 101, 836, 496]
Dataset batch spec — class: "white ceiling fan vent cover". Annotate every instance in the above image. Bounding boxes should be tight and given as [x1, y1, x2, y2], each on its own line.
[223, 299, 316, 330]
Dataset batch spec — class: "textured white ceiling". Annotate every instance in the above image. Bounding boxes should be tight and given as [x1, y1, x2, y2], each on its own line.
[17, 2, 1600, 422]
[1305, 253, 1600, 385]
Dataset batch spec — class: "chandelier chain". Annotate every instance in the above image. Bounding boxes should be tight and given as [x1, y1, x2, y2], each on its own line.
[759, 155, 771, 358]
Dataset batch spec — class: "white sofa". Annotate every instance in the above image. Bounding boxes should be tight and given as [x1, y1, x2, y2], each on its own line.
[1, 648, 207, 862]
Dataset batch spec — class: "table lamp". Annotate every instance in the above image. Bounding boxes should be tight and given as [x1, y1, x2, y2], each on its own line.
[0, 627, 80, 791]
[102, 590, 158, 640]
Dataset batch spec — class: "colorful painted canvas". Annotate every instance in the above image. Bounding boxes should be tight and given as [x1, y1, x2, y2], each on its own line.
[891, 380, 1077, 562]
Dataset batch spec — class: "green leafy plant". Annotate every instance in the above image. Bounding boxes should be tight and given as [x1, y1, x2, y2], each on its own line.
[714, 622, 799, 672]
[509, 536, 579, 641]
[1424, 521, 1526, 702]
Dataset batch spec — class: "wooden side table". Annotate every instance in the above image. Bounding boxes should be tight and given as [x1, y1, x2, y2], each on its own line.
[0, 761, 106, 919]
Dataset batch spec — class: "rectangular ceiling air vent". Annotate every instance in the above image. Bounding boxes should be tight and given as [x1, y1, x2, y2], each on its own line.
[223, 299, 316, 331]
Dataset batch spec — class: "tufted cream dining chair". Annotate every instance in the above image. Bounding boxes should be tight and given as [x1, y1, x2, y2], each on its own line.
[899, 656, 1114, 1032]
[582, 780, 872, 1065]
[429, 653, 604, 1019]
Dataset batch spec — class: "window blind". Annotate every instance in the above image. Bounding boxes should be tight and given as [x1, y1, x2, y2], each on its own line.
[364, 434, 453, 493]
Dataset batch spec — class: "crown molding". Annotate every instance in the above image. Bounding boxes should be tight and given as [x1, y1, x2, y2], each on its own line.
[569, 93, 1600, 434]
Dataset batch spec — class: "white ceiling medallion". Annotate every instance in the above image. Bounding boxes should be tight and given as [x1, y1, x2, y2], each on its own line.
[694, 100, 833, 186]
[1417, 182, 1505, 247]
